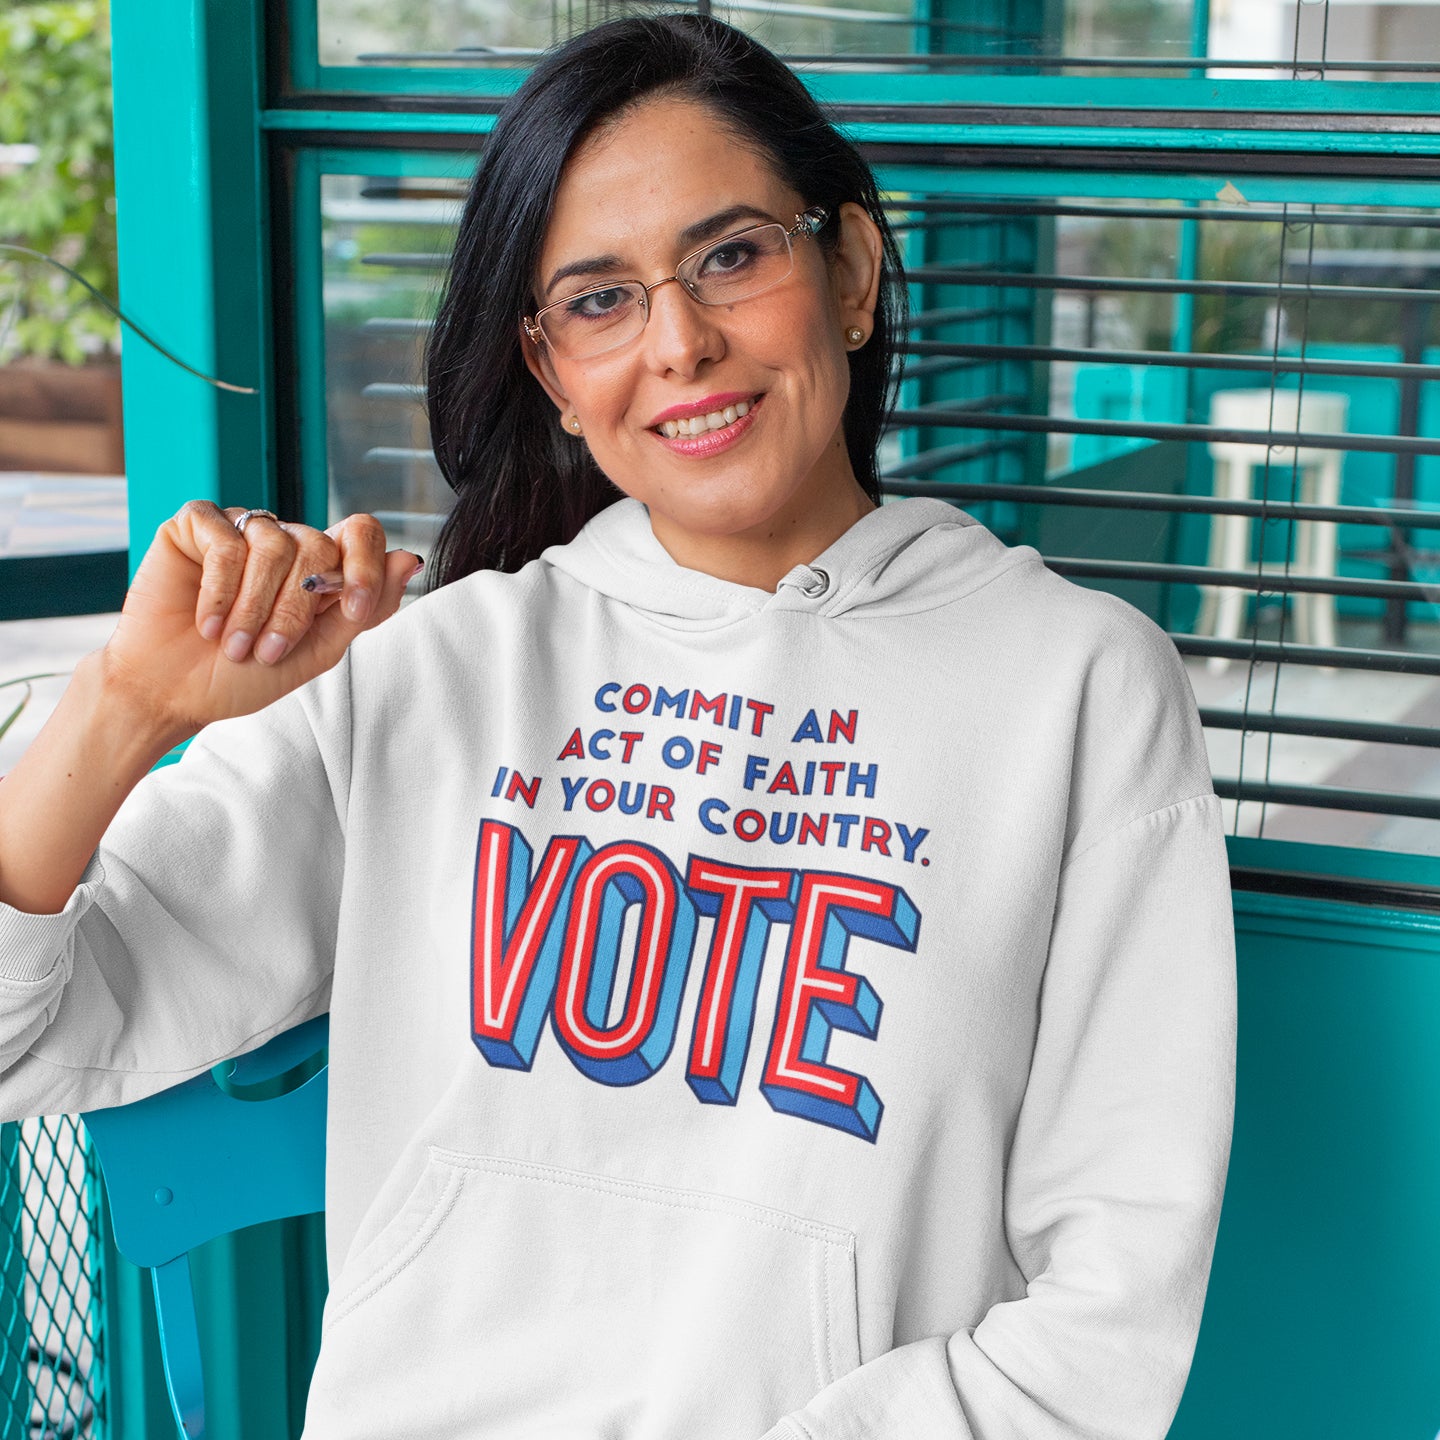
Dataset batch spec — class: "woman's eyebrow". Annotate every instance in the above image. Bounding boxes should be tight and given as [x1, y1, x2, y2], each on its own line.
[542, 204, 778, 299]
[676, 203, 776, 250]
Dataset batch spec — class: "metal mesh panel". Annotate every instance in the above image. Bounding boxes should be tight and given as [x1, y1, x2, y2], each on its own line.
[1, 1119, 106, 1439]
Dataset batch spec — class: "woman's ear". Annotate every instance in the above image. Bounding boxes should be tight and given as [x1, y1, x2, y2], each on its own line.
[520, 323, 572, 415]
[830, 201, 884, 341]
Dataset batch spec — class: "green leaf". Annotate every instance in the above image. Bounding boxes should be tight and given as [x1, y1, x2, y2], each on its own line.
[0, 685, 33, 744]
[0, 0, 115, 361]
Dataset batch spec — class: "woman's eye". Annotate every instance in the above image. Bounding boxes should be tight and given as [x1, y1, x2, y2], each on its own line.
[567, 287, 632, 320]
[699, 240, 759, 276]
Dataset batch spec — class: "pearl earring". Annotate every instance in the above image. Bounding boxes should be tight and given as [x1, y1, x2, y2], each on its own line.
[566, 415, 582, 434]
[846, 327, 865, 346]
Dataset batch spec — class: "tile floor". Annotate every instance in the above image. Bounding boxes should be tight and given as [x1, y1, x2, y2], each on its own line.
[3, 472, 1440, 854]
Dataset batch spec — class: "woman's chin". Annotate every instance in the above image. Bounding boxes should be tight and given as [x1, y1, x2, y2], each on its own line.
[646, 490, 801, 550]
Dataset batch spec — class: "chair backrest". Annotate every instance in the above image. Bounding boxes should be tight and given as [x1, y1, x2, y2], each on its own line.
[1207, 386, 1351, 464]
[81, 1015, 329, 1440]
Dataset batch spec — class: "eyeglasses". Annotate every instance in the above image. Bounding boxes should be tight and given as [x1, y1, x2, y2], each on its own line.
[523, 207, 829, 361]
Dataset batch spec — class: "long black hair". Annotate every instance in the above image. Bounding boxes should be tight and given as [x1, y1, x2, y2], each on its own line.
[422, 12, 906, 590]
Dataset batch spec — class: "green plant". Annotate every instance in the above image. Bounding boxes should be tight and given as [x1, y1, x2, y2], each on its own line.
[0, 672, 70, 744]
[0, 1, 117, 365]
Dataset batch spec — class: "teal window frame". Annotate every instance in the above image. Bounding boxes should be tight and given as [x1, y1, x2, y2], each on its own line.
[276, 0, 1440, 117]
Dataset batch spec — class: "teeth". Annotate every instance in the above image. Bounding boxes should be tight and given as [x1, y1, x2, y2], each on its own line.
[658, 398, 755, 439]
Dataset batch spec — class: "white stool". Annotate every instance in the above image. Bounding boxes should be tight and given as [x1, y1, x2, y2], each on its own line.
[1197, 387, 1349, 671]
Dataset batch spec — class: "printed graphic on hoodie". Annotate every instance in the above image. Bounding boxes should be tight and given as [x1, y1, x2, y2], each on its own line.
[469, 682, 928, 1142]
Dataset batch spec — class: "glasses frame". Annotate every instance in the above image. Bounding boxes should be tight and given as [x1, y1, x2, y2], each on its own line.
[523, 206, 830, 360]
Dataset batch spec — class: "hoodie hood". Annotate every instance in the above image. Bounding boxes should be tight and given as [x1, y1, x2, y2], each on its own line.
[540, 496, 1037, 628]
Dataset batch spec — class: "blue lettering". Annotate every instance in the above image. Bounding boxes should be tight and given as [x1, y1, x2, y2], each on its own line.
[846, 763, 877, 799]
[699, 798, 729, 835]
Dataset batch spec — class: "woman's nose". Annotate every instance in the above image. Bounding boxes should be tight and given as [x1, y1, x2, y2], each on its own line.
[641, 278, 725, 377]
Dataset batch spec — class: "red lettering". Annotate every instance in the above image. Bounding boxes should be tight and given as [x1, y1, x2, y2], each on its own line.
[767, 762, 799, 796]
[690, 691, 726, 725]
[471, 821, 587, 1068]
[553, 842, 688, 1084]
[504, 772, 540, 809]
[685, 858, 794, 1102]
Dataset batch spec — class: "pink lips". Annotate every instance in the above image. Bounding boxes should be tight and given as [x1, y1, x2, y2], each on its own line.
[651, 395, 762, 458]
[649, 391, 757, 428]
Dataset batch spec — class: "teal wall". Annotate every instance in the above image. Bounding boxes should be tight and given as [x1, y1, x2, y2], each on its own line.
[1174, 890, 1440, 1438]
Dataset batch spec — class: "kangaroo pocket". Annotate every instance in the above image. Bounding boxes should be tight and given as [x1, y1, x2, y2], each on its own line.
[303, 1149, 861, 1440]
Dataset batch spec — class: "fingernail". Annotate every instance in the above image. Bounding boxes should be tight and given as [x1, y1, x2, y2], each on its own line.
[200, 615, 222, 641]
[224, 631, 253, 662]
[343, 587, 372, 622]
[255, 632, 288, 665]
[411, 554, 425, 569]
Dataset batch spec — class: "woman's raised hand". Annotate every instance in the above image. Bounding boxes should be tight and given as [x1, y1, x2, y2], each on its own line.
[98, 501, 424, 742]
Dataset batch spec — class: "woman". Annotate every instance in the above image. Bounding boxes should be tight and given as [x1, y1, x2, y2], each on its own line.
[0, 14, 1235, 1439]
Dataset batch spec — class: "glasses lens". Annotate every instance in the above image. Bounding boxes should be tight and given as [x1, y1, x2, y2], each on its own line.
[540, 282, 647, 359]
[680, 224, 793, 306]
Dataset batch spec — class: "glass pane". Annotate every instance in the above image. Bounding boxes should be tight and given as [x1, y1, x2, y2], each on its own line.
[319, 171, 463, 570]
[310, 0, 1440, 80]
[882, 173, 1440, 854]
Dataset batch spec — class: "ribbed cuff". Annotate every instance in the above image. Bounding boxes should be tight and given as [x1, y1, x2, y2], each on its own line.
[0, 853, 105, 984]
[758, 1419, 812, 1440]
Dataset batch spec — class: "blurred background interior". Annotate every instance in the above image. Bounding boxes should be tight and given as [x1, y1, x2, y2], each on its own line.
[3, 0, 1440, 1436]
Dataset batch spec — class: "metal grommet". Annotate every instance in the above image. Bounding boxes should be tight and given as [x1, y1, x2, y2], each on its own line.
[234, 508, 280, 534]
[801, 566, 830, 598]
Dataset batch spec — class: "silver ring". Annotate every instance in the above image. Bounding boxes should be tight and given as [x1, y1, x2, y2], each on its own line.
[234, 509, 280, 534]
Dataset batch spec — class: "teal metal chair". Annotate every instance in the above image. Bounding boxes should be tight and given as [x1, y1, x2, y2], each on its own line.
[80, 1015, 329, 1440]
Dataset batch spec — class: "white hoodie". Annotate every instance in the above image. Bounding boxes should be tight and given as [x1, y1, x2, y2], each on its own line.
[0, 496, 1236, 1440]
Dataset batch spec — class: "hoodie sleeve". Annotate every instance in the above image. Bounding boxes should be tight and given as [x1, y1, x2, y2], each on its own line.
[758, 786, 1237, 1440]
[0, 656, 351, 1122]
